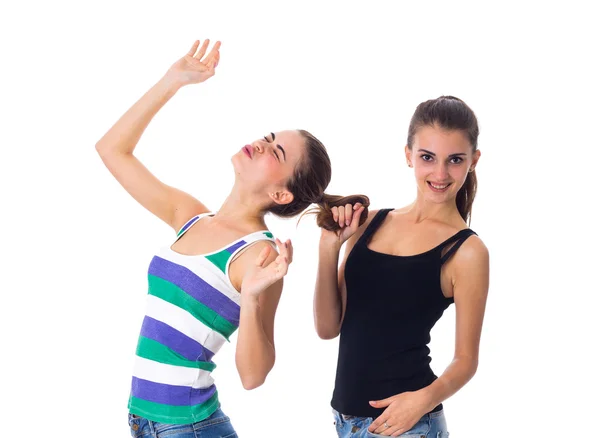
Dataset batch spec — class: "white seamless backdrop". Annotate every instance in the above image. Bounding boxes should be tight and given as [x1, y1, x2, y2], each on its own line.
[1, 1, 599, 437]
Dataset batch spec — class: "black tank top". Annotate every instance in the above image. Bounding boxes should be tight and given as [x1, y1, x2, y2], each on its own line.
[331, 208, 477, 417]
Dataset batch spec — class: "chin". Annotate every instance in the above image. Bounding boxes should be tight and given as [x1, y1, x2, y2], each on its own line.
[231, 153, 243, 171]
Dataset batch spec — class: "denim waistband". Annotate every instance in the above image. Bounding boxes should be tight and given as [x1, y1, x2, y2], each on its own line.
[337, 408, 444, 422]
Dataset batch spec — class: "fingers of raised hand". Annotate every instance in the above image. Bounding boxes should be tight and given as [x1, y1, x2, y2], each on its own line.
[349, 205, 365, 230]
[336, 205, 346, 228]
[190, 39, 210, 60]
[275, 238, 293, 265]
[344, 204, 353, 226]
[332, 204, 355, 228]
[271, 250, 289, 278]
[187, 40, 201, 57]
[204, 41, 221, 67]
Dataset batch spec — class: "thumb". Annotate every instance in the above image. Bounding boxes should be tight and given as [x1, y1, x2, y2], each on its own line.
[369, 397, 393, 408]
[255, 246, 271, 267]
[349, 206, 365, 231]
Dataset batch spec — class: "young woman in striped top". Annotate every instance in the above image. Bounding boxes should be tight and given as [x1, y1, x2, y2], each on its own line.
[96, 39, 365, 437]
[314, 97, 490, 437]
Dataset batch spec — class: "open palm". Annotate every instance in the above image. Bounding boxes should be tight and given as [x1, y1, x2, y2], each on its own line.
[166, 39, 221, 86]
[241, 239, 293, 297]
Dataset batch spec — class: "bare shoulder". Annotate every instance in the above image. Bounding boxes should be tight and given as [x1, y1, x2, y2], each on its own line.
[452, 234, 489, 273]
[457, 235, 489, 260]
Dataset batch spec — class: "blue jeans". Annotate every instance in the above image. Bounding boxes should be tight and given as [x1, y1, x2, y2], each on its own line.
[128, 408, 237, 438]
[333, 408, 449, 437]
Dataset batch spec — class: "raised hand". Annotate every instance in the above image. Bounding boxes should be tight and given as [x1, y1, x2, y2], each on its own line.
[241, 238, 293, 298]
[321, 203, 366, 247]
[165, 39, 221, 87]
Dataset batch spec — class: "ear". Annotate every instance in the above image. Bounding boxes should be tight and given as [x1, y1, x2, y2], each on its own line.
[269, 190, 294, 206]
[470, 149, 481, 171]
[404, 145, 413, 167]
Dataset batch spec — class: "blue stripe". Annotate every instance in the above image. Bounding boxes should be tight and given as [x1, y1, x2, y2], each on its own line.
[225, 240, 246, 254]
[131, 377, 217, 406]
[140, 316, 214, 361]
[177, 216, 200, 237]
[148, 256, 240, 326]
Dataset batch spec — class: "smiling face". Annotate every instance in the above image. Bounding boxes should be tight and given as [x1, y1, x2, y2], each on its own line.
[406, 124, 480, 205]
[231, 130, 306, 206]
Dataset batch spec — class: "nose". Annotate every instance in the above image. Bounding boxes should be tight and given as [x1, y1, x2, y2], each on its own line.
[433, 162, 449, 180]
[254, 141, 265, 154]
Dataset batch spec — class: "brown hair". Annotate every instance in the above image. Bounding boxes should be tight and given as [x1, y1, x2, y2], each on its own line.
[267, 130, 370, 231]
[407, 96, 479, 223]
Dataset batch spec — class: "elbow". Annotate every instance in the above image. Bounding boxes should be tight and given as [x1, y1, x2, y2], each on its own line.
[469, 359, 479, 377]
[95, 141, 111, 159]
[315, 325, 340, 340]
[95, 139, 106, 154]
[236, 361, 272, 390]
[455, 355, 479, 380]
[240, 374, 266, 391]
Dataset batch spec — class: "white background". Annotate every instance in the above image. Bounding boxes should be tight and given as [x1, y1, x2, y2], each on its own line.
[1, 1, 599, 436]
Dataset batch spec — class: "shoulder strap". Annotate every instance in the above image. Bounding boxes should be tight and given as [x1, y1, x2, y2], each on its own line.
[204, 230, 276, 275]
[440, 229, 478, 265]
[175, 212, 213, 241]
[228, 231, 277, 264]
[357, 208, 393, 247]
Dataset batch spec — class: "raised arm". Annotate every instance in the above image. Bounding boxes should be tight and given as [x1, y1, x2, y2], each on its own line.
[95, 40, 220, 231]
[313, 204, 371, 339]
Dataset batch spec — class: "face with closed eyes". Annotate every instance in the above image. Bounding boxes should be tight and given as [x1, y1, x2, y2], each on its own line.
[406, 124, 480, 205]
[231, 130, 306, 206]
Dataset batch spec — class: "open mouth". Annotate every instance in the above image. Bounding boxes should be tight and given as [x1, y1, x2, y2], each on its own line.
[427, 181, 451, 192]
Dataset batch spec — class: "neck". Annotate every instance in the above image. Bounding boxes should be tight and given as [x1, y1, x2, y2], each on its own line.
[213, 185, 267, 228]
[407, 193, 461, 224]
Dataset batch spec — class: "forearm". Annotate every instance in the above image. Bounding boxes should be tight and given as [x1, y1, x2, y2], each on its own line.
[95, 75, 181, 156]
[420, 356, 478, 411]
[313, 240, 343, 339]
[235, 295, 275, 390]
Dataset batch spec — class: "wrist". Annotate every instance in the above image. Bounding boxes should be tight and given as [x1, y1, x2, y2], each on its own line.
[240, 293, 260, 308]
[158, 73, 185, 94]
[417, 386, 439, 412]
[319, 234, 342, 253]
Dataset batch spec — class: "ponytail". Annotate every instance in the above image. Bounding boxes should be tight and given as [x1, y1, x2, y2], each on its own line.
[303, 193, 370, 231]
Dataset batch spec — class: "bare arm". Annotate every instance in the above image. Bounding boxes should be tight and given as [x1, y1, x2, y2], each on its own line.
[420, 236, 490, 409]
[313, 205, 373, 339]
[234, 239, 292, 389]
[95, 40, 220, 231]
[369, 235, 490, 436]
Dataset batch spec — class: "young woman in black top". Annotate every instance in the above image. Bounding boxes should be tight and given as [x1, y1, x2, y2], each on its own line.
[313, 96, 489, 437]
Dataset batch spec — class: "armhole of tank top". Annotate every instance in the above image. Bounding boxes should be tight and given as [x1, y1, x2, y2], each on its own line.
[440, 229, 477, 265]
[223, 233, 277, 294]
[174, 212, 214, 243]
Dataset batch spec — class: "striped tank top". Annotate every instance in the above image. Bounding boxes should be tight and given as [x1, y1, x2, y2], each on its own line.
[127, 212, 276, 424]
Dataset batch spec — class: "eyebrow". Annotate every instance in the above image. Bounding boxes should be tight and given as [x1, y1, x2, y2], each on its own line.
[418, 149, 467, 157]
[269, 132, 286, 161]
